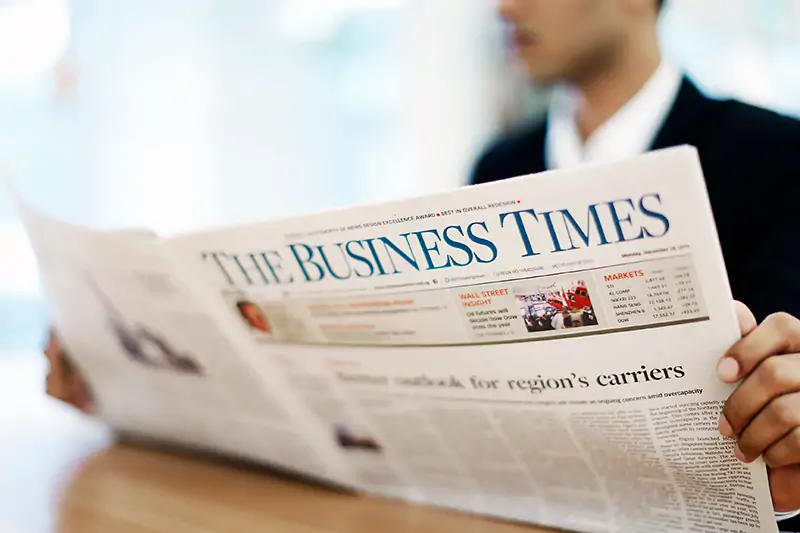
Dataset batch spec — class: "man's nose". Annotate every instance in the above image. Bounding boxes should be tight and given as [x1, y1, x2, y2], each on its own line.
[497, 0, 518, 22]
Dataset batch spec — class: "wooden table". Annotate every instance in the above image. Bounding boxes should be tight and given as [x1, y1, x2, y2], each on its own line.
[0, 355, 552, 533]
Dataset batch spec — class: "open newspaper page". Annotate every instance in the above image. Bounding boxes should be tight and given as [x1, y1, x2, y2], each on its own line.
[168, 146, 777, 533]
[16, 202, 356, 488]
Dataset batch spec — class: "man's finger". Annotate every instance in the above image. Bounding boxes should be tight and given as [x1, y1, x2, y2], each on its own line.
[764, 428, 800, 469]
[43, 336, 83, 407]
[717, 312, 800, 383]
[768, 465, 800, 512]
[721, 353, 800, 437]
[735, 301, 757, 337]
[69, 374, 94, 414]
[736, 391, 800, 460]
[45, 367, 66, 400]
[45, 342, 69, 398]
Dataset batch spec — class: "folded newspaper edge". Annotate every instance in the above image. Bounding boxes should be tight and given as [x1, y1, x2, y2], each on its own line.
[13, 146, 779, 533]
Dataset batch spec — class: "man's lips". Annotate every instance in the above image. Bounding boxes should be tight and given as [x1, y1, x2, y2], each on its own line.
[508, 29, 537, 51]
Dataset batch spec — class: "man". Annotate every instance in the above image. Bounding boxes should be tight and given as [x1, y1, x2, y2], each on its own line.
[471, 0, 800, 528]
[43, 0, 800, 526]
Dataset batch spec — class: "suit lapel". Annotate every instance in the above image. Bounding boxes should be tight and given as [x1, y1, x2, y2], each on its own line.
[527, 120, 549, 174]
[650, 77, 715, 151]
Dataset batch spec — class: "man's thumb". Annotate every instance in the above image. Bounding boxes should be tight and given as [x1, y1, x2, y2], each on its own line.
[734, 300, 757, 337]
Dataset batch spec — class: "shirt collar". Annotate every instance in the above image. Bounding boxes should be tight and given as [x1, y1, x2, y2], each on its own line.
[545, 60, 683, 171]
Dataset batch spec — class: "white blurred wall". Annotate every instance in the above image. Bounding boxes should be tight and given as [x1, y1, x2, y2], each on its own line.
[661, 0, 800, 114]
[1, 0, 507, 235]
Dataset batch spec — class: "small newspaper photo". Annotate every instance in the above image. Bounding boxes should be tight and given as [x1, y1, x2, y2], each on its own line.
[15, 146, 779, 533]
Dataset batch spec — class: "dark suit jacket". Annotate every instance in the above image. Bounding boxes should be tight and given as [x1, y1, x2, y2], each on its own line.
[471, 77, 800, 325]
[471, 77, 800, 531]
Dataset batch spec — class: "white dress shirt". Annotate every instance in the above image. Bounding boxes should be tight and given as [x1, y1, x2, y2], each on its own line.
[544, 60, 682, 171]
[544, 59, 800, 525]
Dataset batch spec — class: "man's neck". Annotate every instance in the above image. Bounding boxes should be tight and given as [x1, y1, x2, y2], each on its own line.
[571, 39, 662, 141]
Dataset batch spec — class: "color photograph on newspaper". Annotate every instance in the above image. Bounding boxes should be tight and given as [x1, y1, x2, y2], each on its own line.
[514, 279, 599, 333]
[223, 291, 312, 343]
[222, 291, 276, 341]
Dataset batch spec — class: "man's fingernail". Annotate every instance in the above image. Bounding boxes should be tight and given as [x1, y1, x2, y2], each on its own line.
[733, 442, 752, 463]
[719, 413, 734, 437]
[717, 356, 740, 382]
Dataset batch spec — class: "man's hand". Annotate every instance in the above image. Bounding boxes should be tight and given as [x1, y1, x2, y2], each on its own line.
[718, 303, 800, 512]
[43, 330, 94, 414]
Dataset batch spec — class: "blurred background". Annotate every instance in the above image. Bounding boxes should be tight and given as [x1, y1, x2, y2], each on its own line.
[1, 0, 799, 356]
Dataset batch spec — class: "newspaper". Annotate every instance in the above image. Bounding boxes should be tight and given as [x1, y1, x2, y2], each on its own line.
[15, 146, 778, 533]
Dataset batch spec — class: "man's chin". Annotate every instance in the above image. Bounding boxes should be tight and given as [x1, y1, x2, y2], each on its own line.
[514, 61, 561, 88]
[523, 70, 561, 89]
